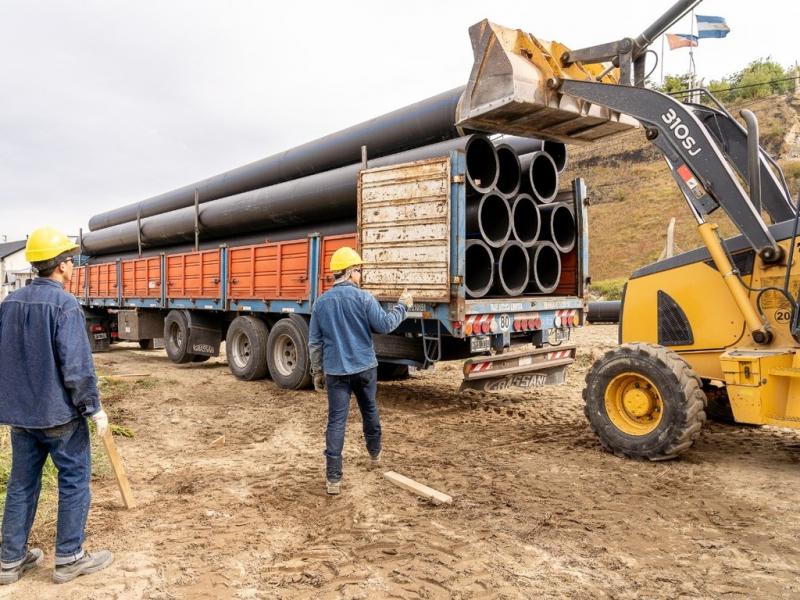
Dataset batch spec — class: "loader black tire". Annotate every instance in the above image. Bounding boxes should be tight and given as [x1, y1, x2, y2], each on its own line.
[226, 316, 269, 381]
[377, 362, 410, 381]
[583, 343, 706, 461]
[164, 310, 193, 364]
[267, 317, 311, 390]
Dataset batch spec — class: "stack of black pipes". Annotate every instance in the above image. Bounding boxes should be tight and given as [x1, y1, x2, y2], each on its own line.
[463, 138, 574, 299]
[81, 86, 574, 301]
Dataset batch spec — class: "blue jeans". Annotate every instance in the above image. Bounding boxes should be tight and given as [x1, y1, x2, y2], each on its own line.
[324, 367, 380, 482]
[1, 419, 91, 567]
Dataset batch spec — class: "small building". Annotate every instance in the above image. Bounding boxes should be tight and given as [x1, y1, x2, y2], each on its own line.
[0, 240, 34, 300]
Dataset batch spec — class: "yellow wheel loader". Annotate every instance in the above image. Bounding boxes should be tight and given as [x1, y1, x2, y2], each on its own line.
[456, 0, 800, 458]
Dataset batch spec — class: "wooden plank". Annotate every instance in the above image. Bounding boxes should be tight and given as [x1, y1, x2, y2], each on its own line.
[383, 471, 452, 505]
[101, 430, 136, 509]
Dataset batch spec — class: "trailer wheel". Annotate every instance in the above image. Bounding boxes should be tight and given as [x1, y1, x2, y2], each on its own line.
[583, 343, 706, 460]
[267, 318, 311, 389]
[377, 362, 410, 381]
[138, 339, 154, 350]
[191, 354, 211, 363]
[226, 316, 269, 380]
[164, 310, 193, 364]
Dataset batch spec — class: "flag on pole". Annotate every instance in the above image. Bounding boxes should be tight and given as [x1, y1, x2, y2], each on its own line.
[696, 15, 730, 38]
[666, 33, 699, 50]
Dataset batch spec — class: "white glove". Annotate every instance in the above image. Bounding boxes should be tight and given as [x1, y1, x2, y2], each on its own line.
[313, 373, 326, 393]
[399, 288, 413, 309]
[91, 409, 109, 437]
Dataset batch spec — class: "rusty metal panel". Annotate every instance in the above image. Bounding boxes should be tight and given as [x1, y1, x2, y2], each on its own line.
[358, 156, 450, 302]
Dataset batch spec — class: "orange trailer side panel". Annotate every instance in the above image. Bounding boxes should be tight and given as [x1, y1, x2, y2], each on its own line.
[121, 257, 161, 298]
[69, 266, 86, 296]
[88, 263, 118, 298]
[228, 240, 310, 300]
[166, 250, 221, 299]
[319, 234, 358, 293]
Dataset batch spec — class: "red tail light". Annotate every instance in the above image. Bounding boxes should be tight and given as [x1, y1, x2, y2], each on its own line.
[90, 325, 104, 333]
[481, 320, 491, 334]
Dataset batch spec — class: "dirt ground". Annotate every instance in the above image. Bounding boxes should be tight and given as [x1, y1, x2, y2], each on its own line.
[4, 324, 800, 599]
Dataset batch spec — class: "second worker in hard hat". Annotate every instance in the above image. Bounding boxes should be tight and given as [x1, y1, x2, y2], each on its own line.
[309, 246, 413, 495]
[0, 227, 113, 585]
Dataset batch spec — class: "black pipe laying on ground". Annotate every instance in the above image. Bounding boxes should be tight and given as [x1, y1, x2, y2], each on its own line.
[89, 87, 467, 232]
[464, 239, 495, 298]
[465, 192, 512, 249]
[493, 241, 530, 297]
[520, 151, 559, 204]
[510, 194, 541, 248]
[587, 301, 621, 324]
[539, 203, 577, 253]
[526, 241, 561, 294]
[82, 134, 502, 255]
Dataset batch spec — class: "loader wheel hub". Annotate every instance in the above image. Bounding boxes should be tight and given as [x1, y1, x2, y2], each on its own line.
[605, 372, 663, 436]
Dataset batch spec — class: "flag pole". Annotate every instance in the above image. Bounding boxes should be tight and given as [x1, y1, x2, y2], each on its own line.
[660, 34, 665, 85]
[689, 9, 696, 102]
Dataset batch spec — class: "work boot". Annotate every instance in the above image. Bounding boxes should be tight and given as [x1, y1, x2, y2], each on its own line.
[53, 550, 114, 584]
[0, 548, 43, 585]
[326, 480, 341, 495]
[368, 451, 382, 468]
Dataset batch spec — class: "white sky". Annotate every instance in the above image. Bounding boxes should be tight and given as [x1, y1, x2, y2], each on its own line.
[1, 0, 798, 243]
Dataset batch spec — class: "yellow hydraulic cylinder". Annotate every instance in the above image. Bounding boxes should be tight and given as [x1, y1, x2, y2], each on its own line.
[698, 222, 771, 344]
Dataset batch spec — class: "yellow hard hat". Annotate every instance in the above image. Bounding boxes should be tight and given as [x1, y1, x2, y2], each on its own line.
[330, 246, 363, 271]
[25, 226, 79, 263]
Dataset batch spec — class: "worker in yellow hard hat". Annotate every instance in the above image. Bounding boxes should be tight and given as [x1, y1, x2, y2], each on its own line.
[309, 246, 413, 495]
[0, 227, 113, 585]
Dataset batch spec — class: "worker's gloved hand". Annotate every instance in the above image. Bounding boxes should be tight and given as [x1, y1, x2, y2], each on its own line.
[91, 409, 109, 437]
[313, 373, 326, 393]
[399, 288, 413, 309]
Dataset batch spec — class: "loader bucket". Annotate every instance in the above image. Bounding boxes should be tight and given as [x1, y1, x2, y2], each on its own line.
[457, 20, 638, 144]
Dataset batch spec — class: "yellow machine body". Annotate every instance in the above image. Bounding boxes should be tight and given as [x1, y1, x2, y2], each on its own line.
[621, 231, 800, 429]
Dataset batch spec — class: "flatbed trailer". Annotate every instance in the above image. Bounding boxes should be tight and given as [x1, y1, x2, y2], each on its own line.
[71, 151, 589, 391]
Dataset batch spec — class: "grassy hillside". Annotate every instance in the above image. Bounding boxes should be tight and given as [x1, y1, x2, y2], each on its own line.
[566, 93, 800, 283]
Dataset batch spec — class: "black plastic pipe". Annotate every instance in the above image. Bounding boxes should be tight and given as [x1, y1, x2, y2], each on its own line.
[540, 203, 576, 253]
[88, 87, 466, 231]
[464, 240, 495, 298]
[520, 151, 559, 203]
[466, 192, 511, 249]
[510, 194, 541, 248]
[543, 141, 568, 173]
[587, 301, 621, 324]
[82, 134, 497, 255]
[492, 143, 522, 198]
[493, 241, 530, 297]
[526, 241, 561, 294]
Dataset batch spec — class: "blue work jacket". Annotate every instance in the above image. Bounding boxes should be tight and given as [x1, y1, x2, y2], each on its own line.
[0, 278, 100, 428]
[309, 282, 406, 376]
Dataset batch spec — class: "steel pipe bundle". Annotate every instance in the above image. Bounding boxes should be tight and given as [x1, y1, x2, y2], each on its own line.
[464, 240, 495, 298]
[540, 203, 577, 253]
[88, 87, 467, 232]
[526, 241, 561, 294]
[83, 134, 501, 255]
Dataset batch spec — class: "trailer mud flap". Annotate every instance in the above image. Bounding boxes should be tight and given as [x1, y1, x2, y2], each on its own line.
[185, 312, 222, 356]
[460, 345, 576, 392]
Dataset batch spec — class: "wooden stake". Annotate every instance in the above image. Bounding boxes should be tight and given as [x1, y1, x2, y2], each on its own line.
[101, 429, 136, 509]
[383, 471, 452, 505]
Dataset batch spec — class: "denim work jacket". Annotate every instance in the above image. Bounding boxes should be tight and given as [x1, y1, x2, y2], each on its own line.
[309, 282, 406, 376]
[0, 278, 100, 428]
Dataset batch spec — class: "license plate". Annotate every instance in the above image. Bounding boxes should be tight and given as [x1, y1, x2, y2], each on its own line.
[553, 328, 570, 342]
[470, 336, 491, 353]
[93, 333, 107, 340]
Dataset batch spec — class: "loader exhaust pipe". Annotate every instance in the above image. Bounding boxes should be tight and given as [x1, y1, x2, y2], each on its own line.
[492, 143, 522, 198]
[540, 202, 576, 253]
[466, 192, 511, 248]
[465, 240, 495, 298]
[494, 240, 530, 297]
[521, 151, 559, 204]
[510, 194, 541, 247]
[527, 241, 561, 294]
[466, 135, 500, 193]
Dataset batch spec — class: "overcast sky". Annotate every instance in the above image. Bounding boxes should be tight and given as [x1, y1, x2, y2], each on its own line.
[1, 0, 797, 243]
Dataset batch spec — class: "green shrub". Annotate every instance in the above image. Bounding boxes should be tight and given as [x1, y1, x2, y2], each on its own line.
[590, 278, 627, 300]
